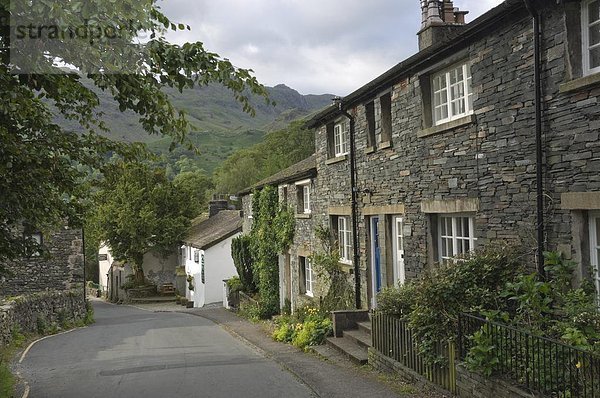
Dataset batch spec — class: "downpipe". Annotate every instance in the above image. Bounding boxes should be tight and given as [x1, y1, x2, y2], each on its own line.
[337, 102, 362, 309]
[523, 0, 546, 277]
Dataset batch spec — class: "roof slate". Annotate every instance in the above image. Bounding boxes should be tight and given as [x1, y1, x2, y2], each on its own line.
[238, 154, 316, 195]
[183, 210, 242, 250]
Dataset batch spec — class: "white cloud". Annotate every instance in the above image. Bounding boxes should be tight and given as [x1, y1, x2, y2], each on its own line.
[159, 0, 505, 95]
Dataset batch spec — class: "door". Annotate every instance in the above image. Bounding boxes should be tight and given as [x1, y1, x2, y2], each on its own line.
[371, 217, 382, 308]
[590, 212, 600, 305]
[393, 216, 406, 286]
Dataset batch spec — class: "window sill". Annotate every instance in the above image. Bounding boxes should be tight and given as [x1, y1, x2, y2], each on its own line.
[377, 141, 392, 150]
[559, 72, 600, 93]
[326, 154, 348, 165]
[295, 213, 311, 219]
[304, 292, 314, 298]
[417, 114, 475, 138]
[365, 146, 376, 154]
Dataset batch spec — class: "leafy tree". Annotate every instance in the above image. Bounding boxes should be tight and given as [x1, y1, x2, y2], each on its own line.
[0, 0, 268, 265]
[213, 120, 314, 194]
[173, 170, 214, 216]
[91, 162, 196, 285]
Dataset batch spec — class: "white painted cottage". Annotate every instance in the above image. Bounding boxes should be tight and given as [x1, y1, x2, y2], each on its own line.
[181, 208, 242, 308]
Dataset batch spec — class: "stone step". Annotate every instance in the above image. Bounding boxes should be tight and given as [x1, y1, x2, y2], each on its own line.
[129, 296, 177, 304]
[309, 344, 356, 369]
[357, 321, 372, 335]
[343, 329, 372, 349]
[325, 336, 368, 365]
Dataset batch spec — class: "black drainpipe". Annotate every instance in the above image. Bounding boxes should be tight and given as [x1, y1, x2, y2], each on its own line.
[523, 0, 545, 277]
[335, 99, 362, 309]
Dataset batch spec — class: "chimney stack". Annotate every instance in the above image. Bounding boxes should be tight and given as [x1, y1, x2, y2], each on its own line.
[208, 199, 228, 217]
[418, 0, 468, 51]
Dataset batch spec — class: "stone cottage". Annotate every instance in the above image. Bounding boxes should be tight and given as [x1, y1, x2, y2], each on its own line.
[240, 155, 319, 311]
[0, 225, 84, 297]
[242, 0, 600, 311]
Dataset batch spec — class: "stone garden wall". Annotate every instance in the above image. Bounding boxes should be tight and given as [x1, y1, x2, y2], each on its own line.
[0, 290, 87, 346]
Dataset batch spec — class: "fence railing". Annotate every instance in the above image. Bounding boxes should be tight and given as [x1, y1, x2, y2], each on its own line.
[458, 313, 600, 398]
[371, 312, 456, 394]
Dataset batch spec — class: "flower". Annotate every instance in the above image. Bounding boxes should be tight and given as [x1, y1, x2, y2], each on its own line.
[576, 361, 582, 369]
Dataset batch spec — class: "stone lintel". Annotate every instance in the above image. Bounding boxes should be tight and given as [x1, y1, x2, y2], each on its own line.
[560, 192, 600, 210]
[328, 206, 352, 216]
[420, 198, 479, 213]
[362, 204, 405, 216]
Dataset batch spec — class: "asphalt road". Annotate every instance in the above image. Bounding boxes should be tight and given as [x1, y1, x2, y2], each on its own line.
[18, 301, 316, 398]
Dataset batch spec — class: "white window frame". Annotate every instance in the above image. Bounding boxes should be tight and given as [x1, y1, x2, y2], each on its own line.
[432, 62, 473, 125]
[333, 119, 350, 157]
[392, 216, 405, 286]
[437, 214, 476, 263]
[304, 257, 314, 297]
[194, 250, 200, 263]
[295, 179, 311, 214]
[589, 211, 600, 305]
[583, 0, 600, 75]
[338, 216, 352, 264]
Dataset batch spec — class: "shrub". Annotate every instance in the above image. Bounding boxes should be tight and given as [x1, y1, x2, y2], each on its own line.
[271, 305, 333, 350]
[231, 235, 256, 293]
[377, 282, 417, 319]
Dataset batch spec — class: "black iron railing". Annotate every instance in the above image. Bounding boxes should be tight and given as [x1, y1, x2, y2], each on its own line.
[458, 313, 600, 398]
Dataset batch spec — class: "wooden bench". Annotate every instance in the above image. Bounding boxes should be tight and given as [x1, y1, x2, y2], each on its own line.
[159, 283, 176, 296]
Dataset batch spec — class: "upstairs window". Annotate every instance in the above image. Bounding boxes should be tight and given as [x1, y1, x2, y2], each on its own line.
[295, 180, 311, 214]
[432, 62, 473, 125]
[366, 93, 392, 148]
[437, 215, 476, 263]
[334, 119, 350, 157]
[583, 0, 600, 75]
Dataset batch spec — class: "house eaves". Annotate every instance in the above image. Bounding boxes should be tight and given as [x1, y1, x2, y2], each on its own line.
[306, 0, 525, 129]
[238, 154, 317, 196]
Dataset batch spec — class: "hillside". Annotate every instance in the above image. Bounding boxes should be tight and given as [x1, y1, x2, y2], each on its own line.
[58, 81, 333, 172]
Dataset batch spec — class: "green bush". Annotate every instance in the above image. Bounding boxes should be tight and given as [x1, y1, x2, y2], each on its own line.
[377, 282, 417, 319]
[226, 276, 243, 293]
[376, 248, 522, 364]
[231, 235, 256, 293]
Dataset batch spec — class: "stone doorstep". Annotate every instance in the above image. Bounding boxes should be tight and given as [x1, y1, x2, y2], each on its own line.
[343, 329, 372, 349]
[357, 321, 372, 334]
[128, 296, 177, 304]
[325, 336, 369, 365]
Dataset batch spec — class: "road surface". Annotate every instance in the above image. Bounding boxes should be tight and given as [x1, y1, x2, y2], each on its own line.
[18, 301, 315, 398]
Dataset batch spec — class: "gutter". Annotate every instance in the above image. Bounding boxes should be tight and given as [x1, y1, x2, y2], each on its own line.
[336, 100, 362, 309]
[523, 0, 545, 276]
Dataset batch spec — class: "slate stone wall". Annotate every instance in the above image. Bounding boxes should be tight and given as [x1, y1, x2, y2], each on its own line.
[455, 362, 533, 398]
[313, 3, 600, 306]
[0, 290, 86, 346]
[0, 226, 84, 297]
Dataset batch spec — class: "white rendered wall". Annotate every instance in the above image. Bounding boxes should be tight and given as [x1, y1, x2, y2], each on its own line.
[204, 233, 240, 305]
[98, 243, 113, 292]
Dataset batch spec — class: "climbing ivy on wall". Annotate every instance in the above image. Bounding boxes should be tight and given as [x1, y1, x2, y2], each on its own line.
[249, 185, 295, 318]
[311, 225, 354, 312]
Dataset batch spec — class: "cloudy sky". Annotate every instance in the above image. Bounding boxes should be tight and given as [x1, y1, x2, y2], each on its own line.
[158, 0, 504, 96]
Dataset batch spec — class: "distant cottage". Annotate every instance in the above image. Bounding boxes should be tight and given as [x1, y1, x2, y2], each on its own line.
[180, 201, 242, 308]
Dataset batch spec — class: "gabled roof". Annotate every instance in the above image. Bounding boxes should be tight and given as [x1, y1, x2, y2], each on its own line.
[183, 210, 242, 250]
[306, 0, 525, 128]
[238, 154, 317, 196]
